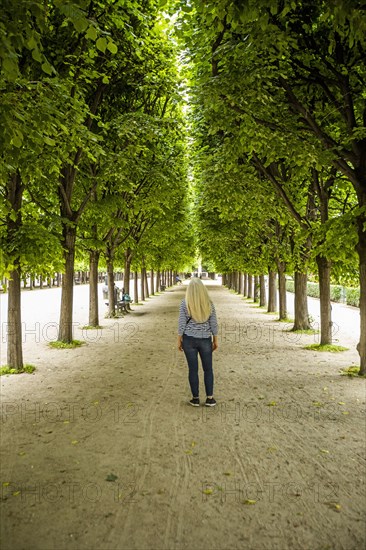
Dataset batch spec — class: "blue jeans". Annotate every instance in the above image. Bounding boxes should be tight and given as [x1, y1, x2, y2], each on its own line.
[182, 335, 214, 397]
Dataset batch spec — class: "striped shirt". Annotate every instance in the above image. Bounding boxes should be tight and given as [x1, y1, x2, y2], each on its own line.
[178, 299, 218, 338]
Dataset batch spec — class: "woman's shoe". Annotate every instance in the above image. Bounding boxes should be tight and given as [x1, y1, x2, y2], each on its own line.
[189, 398, 200, 407]
[205, 397, 217, 407]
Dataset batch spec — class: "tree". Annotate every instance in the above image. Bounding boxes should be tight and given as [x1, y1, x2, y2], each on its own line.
[181, 0, 365, 371]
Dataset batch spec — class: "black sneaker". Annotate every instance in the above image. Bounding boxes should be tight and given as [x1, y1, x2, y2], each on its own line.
[205, 397, 217, 407]
[189, 398, 200, 407]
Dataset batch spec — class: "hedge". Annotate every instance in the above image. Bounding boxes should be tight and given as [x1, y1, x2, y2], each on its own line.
[285, 280, 360, 307]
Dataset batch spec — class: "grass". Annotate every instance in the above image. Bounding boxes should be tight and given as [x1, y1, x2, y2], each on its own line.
[81, 325, 103, 330]
[276, 317, 294, 323]
[0, 364, 36, 376]
[340, 366, 365, 377]
[287, 328, 319, 335]
[49, 339, 85, 349]
[304, 344, 348, 352]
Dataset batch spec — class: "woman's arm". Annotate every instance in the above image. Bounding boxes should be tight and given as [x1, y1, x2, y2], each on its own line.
[178, 300, 187, 351]
[178, 335, 183, 351]
[209, 304, 219, 351]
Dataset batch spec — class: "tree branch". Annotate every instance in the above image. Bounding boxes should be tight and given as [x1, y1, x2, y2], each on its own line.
[251, 153, 309, 230]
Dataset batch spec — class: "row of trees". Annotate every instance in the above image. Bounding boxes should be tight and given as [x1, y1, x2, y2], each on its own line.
[180, 0, 365, 374]
[0, 0, 195, 369]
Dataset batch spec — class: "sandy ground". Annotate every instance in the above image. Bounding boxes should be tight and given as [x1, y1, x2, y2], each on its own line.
[0, 281, 365, 550]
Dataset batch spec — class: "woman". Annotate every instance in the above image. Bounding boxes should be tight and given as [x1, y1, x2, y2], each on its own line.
[177, 278, 218, 407]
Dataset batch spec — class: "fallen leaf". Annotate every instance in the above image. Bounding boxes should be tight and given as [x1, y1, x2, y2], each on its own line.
[338, 402, 345, 405]
[326, 502, 341, 512]
[71, 440, 78, 445]
[106, 473, 118, 482]
[243, 499, 256, 505]
[320, 449, 329, 454]
[267, 401, 277, 406]
[202, 488, 213, 495]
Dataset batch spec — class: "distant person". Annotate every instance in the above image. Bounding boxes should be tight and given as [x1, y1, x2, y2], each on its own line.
[177, 278, 218, 407]
[175, 275, 182, 285]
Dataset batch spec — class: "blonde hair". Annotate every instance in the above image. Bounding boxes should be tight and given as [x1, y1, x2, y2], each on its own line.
[185, 278, 212, 323]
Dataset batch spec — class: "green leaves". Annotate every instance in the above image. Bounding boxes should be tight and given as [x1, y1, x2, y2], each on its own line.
[181, 0, 364, 288]
[85, 26, 98, 41]
[96, 37, 108, 53]
[107, 41, 118, 54]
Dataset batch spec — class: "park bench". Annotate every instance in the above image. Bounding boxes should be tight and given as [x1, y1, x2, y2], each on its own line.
[103, 286, 132, 314]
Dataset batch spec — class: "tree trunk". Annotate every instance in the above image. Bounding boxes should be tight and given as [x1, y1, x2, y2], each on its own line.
[259, 274, 267, 307]
[267, 271, 277, 312]
[124, 248, 132, 296]
[141, 269, 145, 301]
[243, 273, 248, 297]
[293, 271, 311, 330]
[238, 272, 243, 295]
[253, 275, 259, 302]
[7, 267, 23, 369]
[144, 268, 149, 298]
[247, 275, 253, 298]
[150, 269, 155, 295]
[156, 269, 161, 291]
[89, 250, 100, 326]
[134, 272, 139, 304]
[58, 224, 77, 342]
[277, 262, 287, 320]
[356, 206, 366, 375]
[316, 255, 332, 345]
[106, 257, 116, 318]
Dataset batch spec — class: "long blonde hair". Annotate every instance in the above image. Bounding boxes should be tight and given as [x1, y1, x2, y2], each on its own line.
[185, 278, 212, 323]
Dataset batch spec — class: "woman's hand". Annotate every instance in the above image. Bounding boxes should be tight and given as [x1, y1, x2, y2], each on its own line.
[178, 335, 183, 352]
[212, 336, 218, 351]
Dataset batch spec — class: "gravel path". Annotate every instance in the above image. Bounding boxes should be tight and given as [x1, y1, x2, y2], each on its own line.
[0, 282, 365, 550]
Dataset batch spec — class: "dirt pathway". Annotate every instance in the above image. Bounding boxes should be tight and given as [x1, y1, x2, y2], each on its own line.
[1, 283, 365, 550]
